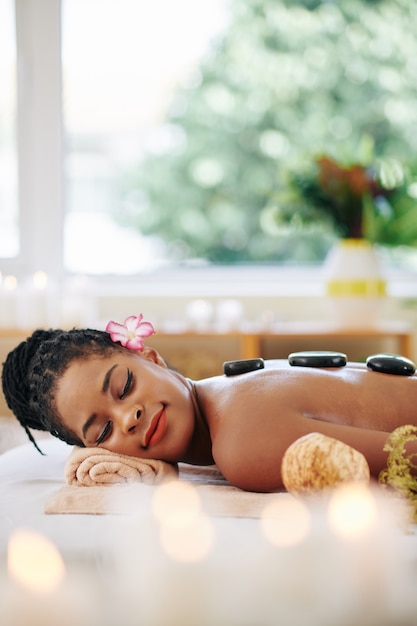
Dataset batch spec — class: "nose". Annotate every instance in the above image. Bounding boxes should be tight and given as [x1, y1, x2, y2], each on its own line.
[115, 406, 142, 435]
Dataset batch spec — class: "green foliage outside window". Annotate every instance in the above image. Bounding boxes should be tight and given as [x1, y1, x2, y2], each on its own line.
[118, 0, 417, 267]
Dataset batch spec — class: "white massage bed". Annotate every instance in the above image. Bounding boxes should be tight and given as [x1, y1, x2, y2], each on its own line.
[1, 417, 417, 626]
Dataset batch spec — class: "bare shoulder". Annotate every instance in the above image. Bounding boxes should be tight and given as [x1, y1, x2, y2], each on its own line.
[194, 360, 417, 491]
[213, 427, 290, 492]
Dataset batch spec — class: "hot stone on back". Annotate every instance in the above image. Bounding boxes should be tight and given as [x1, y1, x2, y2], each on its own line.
[366, 354, 416, 376]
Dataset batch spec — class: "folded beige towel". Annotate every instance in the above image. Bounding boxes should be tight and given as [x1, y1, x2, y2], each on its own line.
[65, 446, 178, 486]
[45, 464, 287, 517]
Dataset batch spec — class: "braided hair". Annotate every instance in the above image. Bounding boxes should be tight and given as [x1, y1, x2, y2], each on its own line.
[1, 328, 123, 453]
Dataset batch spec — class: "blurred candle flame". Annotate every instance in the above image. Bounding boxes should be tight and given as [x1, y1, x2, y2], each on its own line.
[33, 271, 48, 290]
[152, 482, 214, 562]
[4, 274, 17, 290]
[261, 496, 311, 547]
[152, 481, 202, 527]
[327, 483, 378, 540]
[7, 529, 66, 594]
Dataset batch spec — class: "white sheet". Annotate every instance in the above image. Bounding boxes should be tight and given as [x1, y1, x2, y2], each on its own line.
[0, 437, 123, 559]
[2, 429, 417, 625]
[0, 435, 268, 561]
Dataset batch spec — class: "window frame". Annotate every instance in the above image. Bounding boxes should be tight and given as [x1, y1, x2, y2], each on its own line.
[4, 0, 63, 281]
[4, 0, 417, 300]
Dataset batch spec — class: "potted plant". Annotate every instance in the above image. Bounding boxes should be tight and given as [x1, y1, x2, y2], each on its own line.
[277, 154, 417, 246]
[275, 150, 417, 325]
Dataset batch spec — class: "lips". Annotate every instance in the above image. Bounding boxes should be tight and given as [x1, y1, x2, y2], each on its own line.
[144, 407, 167, 448]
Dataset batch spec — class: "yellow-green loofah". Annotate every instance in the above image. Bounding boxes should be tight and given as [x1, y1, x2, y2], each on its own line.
[379, 425, 417, 523]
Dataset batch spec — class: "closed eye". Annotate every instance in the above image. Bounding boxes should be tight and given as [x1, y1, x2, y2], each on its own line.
[96, 421, 112, 445]
[120, 369, 133, 399]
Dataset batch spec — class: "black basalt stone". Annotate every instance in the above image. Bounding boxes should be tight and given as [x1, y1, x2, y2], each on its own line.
[366, 353, 416, 376]
[223, 358, 265, 376]
[288, 351, 347, 368]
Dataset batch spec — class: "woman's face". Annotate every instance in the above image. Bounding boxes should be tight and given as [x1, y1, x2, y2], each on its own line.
[54, 347, 197, 463]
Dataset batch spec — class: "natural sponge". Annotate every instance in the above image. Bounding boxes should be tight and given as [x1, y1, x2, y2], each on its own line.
[281, 432, 370, 496]
[379, 424, 417, 523]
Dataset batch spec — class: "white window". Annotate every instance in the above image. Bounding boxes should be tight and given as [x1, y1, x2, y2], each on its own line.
[62, 0, 229, 274]
[2, 0, 417, 298]
[0, 0, 18, 260]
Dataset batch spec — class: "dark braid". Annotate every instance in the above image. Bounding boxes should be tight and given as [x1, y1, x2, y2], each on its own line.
[2, 328, 124, 452]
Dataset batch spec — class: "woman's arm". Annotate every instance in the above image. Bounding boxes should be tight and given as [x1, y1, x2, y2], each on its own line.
[214, 412, 392, 493]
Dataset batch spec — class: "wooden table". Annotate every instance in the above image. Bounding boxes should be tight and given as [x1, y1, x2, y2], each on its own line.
[1, 321, 414, 370]
[234, 321, 414, 360]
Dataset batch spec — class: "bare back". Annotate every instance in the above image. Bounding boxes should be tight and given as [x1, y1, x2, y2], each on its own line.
[194, 360, 417, 492]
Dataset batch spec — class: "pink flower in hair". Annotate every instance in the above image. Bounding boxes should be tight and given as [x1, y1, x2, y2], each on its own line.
[105, 314, 155, 350]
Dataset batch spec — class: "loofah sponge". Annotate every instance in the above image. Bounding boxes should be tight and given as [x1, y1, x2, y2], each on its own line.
[379, 424, 417, 523]
[281, 432, 370, 496]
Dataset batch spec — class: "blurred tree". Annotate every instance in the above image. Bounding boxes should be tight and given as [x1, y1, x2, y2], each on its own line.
[118, 0, 417, 265]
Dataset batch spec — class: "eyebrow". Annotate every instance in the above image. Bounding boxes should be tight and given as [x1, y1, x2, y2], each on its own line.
[81, 364, 118, 440]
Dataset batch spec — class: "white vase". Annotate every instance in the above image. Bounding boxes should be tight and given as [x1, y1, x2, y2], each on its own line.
[323, 239, 387, 327]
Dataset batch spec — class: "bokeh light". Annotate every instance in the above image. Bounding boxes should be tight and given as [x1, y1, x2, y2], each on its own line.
[260, 496, 311, 548]
[152, 481, 215, 563]
[8, 529, 66, 594]
[327, 483, 378, 540]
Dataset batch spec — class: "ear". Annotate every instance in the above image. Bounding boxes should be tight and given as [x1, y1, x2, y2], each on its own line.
[137, 346, 168, 368]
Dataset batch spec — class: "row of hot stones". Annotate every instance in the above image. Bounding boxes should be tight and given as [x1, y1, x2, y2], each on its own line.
[223, 352, 416, 376]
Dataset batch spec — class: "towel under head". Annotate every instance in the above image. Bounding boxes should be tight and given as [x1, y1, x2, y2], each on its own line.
[65, 446, 178, 487]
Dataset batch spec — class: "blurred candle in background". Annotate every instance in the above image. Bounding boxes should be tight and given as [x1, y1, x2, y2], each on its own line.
[186, 299, 213, 331]
[16, 271, 50, 329]
[59, 275, 98, 328]
[0, 274, 18, 327]
[3, 529, 102, 626]
[216, 298, 243, 331]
